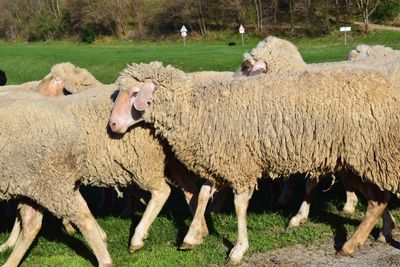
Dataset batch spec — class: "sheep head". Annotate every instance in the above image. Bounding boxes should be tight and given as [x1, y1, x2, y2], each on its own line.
[109, 80, 155, 133]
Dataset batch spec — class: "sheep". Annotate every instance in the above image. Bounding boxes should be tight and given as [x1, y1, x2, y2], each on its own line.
[0, 62, 101, 96]
[0, 62, 107, 239]
[109, 61, 400, 264]
[238, 37, 400, 230]
[348, 44, 400, 62]
[233, 35, 307, 77]
[285, 43, 400, 228]
[226, 36, 360, 227]
[0, 83, 205, 267]
[0, 70, 7, 86]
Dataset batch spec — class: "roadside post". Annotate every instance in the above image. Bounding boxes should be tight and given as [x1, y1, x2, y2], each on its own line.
[181, 25, 187, 46]
[340, 26, 351, 45]
[239, 24, 245, 46]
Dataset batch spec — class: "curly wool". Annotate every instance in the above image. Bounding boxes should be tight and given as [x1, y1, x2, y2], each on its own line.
[118, 62, 400, 195]
[0, 82, 194, 218]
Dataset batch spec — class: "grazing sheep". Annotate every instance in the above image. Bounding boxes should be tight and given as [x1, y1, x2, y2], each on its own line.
[110, 61, 400, 264]
[0, 70, 6, 86]
[0, 84, 204, 267]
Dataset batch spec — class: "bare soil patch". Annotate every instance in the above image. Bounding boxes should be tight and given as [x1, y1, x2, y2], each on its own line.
[240, 233, 400, 267]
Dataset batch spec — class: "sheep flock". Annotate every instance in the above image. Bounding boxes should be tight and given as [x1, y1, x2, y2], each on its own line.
[1, 37, 400, 266]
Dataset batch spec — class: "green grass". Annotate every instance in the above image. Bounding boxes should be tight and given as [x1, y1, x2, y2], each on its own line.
[0, 30, 400, 266]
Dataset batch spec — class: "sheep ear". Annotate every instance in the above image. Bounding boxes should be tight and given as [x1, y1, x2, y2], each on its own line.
[37, 76, 64, 96]
[248, 60, 266, 76]
[133, 80, 155, 111]
[47, 77, 65, 96]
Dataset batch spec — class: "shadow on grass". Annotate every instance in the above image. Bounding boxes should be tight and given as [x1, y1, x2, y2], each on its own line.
[37, 214, 98, 266]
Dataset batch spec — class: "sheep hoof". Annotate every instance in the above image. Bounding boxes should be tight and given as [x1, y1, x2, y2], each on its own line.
[287, 218, 302, 228]
[225, 256, 242, 266]
[336, 245, 355, 257]
[179, 242, 196, 250]
[342, 206, 356, 214]
[129, 244, 144, 253]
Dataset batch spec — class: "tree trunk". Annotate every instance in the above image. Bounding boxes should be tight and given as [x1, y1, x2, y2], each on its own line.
[254, 0, 260, 30]
[289, 0, 294, 32]
[335, 0, 339, 23]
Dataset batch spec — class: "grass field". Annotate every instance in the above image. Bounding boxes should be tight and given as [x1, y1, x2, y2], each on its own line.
[0, 30, 400, 266]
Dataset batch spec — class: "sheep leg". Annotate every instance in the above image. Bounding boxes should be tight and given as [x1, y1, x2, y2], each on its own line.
[180, 182, 213, 250]
[180, 182, 209, 238]
[166, 158, 209, 236]
[340, 185, 390, 255]
[343, 191, 358, 213]
[76, 191, 107, 242]
[70, 191, 112, 267]
[278, 177, 294, 206]
[377, 207, 395, 243]
[288, 178, 319, 227]
[2, 203, 43, 267]
[0, 214, 21, 253]
[226, 187, 254, 265]
[340, 172, 359, 213]
[62, 218, 76, 235]
[129, 182, 171, 253]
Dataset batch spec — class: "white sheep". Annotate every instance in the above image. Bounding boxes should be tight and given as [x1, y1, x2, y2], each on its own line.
[0, 83, 206, 266]
[110, 61, 400, 264]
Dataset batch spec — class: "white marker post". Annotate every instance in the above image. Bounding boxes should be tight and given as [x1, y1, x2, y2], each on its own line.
[239, 24, 245, 46]
[340, 26, 351, 45]
[180, 25, 188, 46]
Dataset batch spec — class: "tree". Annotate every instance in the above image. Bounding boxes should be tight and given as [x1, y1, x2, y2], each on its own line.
[356, 0, 381, 33]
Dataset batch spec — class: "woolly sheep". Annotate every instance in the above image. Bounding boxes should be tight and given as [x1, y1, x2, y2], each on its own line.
[110, 61, 400, 264]
[348, 44, 400, 62]
[283, 42, 400, 228]
[0, 84, 204, 267]
[0, 62, 108, 241]
[226, 36, 361, 227]
[240, 37, 400, 229]
[0, 62, 101, 97]
[233, 36, 307, 77]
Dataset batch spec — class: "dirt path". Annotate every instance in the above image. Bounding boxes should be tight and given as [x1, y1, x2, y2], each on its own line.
[240, 235, 400, 266]
[354, 22, 400, 32]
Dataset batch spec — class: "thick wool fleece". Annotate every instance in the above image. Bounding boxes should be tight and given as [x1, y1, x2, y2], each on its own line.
[118, 62, 400, 195]
[55, 84, 170, 190]
[0, 99, 85, 216]
[0, 83, 193, 219]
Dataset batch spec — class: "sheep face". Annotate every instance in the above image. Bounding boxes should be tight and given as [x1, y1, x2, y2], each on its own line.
[109, 82, 154, 133]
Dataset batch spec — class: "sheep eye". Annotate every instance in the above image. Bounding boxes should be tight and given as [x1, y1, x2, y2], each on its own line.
[131, 91, 138, 97]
